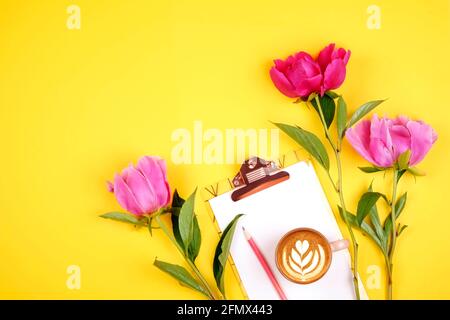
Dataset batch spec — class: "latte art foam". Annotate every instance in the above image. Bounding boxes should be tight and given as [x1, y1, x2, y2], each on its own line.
[276, 228, 332, 284]
[281, 240, 326, 282]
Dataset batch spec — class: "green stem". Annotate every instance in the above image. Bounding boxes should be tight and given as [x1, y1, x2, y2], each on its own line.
[312, 96, 361, 300]
[336, 148, 361, 300]
[326, 169, 339, 192]
[383, 251, 393, 300]
[154, 214, 220, 300]
[387, 169, 399, 300]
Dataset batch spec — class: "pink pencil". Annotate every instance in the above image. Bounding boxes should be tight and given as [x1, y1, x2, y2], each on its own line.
[242, 227, 287, 300]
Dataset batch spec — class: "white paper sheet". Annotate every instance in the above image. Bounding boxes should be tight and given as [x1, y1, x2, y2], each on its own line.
[208, 161, 367, 300]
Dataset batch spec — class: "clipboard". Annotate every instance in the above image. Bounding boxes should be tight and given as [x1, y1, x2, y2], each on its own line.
[201, 150, 368, 300]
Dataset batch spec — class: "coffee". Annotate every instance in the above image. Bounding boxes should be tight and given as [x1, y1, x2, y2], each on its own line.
[276, 228, 332, 284]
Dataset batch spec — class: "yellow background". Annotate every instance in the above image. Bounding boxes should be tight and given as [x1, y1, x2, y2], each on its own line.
[0, 0, 449, 299]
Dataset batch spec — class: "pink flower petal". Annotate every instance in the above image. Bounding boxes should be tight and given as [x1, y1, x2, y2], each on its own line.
[295, 74, 323, 98]
[317, 43, 335, 73]
[389, 124, 411, 160]
[137, 156, 171, 208]
[274, 59, 289, 73]
[407, 120, 437, 166]
[322, 59, 346, 93]
[269, 67, 298, 98]
[294, 51, 316, 64]
[298, 57, 321, 78]
[331, 48, 351, 65]
[346, 120, 377, 165]
[393, 115, 410, 126]
[113, 173, 145, 215]
[342, 49, 351, 65]
[331, 48, 342, 61]
[124, 166, 159, 213]
[379, 117, 394, 151]
[369, 115, 395, 167]
[369, 141, 394, 167]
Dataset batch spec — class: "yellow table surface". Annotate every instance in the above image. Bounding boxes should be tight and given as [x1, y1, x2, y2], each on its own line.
[0, 0, 449, 299]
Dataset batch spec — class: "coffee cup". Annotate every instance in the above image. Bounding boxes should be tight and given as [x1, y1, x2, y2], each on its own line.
[275, 228, 348, 284]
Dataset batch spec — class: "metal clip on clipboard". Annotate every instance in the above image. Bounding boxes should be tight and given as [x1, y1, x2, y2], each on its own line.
[231, 156, 290, 202]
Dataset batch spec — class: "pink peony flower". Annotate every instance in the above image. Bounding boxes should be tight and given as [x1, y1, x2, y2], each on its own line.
[107, 156, 171, 215]
[317, 43, 351, 96]
[269, 43, 351, 100]
[346, 115, 437, 168]
[270, 51, 322, 99]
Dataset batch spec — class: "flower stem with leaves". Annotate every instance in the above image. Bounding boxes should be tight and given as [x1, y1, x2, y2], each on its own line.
[101, 189, 243, 300]
[387, 169, 399, 300]
[312, 95, 360, 300]
[154, 213, 219, 300]
[274, 93, 385, 300]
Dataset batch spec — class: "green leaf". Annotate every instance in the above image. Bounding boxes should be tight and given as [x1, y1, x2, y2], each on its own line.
[153, 259, 209, 298]
[172, 189, 185, 208]
[170, 190, 201, 261]
[396, 169, 407, 183]
[100, 212, 146, 226]
[213, 214, 244, 296]
[338, 207, 384, 251]
[395, 192, 408, 216]
[171, 214, 184, 250]
[384, 192, 408, 238]
[408, 167, 426, 176]
[171, 190, 186, 250]
[397, 224, 408, 237]
[367, 185, 386, 250]
[147, 217, 153, 236]
[307, 92, 317, 102]
[384, 219, 393, 239]
[347, 100, 385, 128]
[273, 123, 330, 171]
[325, 91, 339, 99]
[311, 94, 336, 128]
[358, 166, 385, 173]
[356, 192, 384, 225]
[336, 96, 347, 139]
[178, 189, 197, 254]
[397, 150, 411, 170]
[188, 216, 202, 262]
[171, 190, 202, 262]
